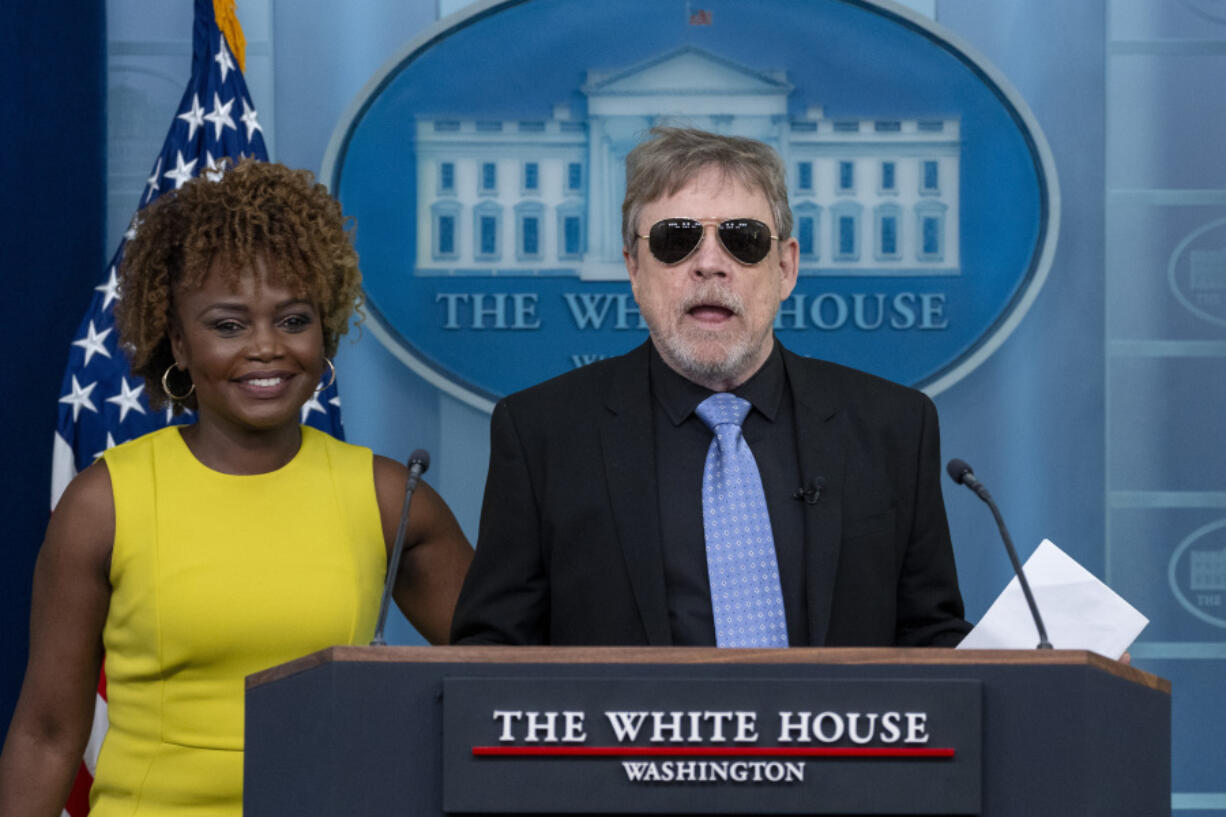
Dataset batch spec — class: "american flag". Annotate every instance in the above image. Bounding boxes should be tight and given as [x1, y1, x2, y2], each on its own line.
[54, 1, 343, 812]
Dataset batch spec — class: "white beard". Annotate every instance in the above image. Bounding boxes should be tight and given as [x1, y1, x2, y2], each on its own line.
[647, 283, 772, 389]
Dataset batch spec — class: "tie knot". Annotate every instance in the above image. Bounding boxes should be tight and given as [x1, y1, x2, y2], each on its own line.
[696, 393, 751, 431]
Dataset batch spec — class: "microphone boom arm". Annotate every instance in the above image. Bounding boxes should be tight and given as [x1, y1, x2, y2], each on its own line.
[947, 458, 1052, 650]
[979, 487, 1052, 649]
[371, 450, 431, 646]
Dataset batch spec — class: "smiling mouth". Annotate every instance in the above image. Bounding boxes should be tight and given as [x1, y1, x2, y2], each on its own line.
[235, 373, 296, 393]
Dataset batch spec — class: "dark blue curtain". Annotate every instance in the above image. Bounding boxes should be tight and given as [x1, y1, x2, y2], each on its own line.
[0, 2, 105, 733]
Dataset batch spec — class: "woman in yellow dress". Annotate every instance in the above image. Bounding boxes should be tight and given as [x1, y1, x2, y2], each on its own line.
[0, 160, 474, 815]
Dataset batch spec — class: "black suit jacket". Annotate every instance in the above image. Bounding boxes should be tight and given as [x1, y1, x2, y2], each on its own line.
[450, 341, 969, 647]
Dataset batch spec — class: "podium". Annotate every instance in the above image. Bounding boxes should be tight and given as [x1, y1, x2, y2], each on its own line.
[245, 647, 1169, 816]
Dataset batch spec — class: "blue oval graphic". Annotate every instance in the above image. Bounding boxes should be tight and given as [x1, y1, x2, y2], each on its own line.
[324, 0, 1057, 409]
[1168, 518, 1226, 629]
[1168, 216, 1226, 328]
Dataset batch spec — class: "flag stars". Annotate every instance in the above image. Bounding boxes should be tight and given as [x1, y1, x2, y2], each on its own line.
[60, 376, 99, 422]
[106, 378, 147, 423]
[164, 403, 195, 424]
[204, 92, 236, 141]
[204, 151, 225, 182]
[163, 150, 198, 189]
[300, 393, 326, 422]
[239, 98, 262, 141]
[95, 268, 120, 311]
[144, 156, 162, 203]
[214, 36, 236, 82]
[72, 321, 113, 366]
[177, 93, 206, 140]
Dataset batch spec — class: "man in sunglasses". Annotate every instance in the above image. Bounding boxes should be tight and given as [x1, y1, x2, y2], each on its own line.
[452, 127, 969, 648]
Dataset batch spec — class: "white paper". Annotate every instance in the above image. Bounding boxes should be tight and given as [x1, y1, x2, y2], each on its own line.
[956, 538, 1148, 659]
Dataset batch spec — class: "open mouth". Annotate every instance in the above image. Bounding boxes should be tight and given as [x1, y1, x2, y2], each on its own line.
[687, 304, 736, 323]
[683, 287, 742, 325]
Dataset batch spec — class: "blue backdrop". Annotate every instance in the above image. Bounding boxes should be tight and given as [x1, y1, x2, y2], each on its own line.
[2, 1, 1223, 813]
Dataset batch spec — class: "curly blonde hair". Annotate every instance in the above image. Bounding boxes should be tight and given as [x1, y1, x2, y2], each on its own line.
[115, 160, 363, 411]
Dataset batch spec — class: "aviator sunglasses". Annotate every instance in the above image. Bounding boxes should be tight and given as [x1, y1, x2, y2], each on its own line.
[639, 218, 779, 266]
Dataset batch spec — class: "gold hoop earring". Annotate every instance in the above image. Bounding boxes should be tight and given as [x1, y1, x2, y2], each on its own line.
[161, 363, 195, 401]
[316, 357, 337, 393]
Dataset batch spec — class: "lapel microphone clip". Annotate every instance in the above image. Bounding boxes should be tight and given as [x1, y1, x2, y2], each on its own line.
[792, 476, 825, 505]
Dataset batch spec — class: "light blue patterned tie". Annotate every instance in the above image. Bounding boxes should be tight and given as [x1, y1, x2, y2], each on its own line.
[696, 393, 789, 647]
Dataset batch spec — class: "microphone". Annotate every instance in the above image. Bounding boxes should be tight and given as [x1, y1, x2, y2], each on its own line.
[946, 458, 987, 498]
[371, 449, 431, 646]
[792, 476, 825, 505]
[946, 458, 1052, 649]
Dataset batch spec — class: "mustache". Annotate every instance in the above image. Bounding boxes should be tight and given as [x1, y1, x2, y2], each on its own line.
[679, 285, 744, 316]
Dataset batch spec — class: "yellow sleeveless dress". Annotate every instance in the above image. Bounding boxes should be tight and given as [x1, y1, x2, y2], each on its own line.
[91, 426, 386, 816]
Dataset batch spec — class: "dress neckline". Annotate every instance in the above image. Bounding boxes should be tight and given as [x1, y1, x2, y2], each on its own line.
[167, 424, 311, 478]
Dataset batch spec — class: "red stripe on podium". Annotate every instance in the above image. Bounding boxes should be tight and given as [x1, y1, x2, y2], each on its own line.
[472, 746, 954, 758]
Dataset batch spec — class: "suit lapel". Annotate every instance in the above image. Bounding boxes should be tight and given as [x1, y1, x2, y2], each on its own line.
[783, 348, 846, 646]
[600, 343, 673, 645]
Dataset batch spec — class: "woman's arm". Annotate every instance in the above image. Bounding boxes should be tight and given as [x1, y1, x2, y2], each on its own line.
[0, 462, 114, 816]
[372, 456, 473, 645]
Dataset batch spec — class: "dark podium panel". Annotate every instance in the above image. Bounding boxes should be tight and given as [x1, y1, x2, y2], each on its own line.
[245, 647, 1170, 817]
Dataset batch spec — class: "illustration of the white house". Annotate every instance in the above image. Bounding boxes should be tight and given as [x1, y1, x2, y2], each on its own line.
[1191, 546, 1226, 592]
[413, 46, 960, 280]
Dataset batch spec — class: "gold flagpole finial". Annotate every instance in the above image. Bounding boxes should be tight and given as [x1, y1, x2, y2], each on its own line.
[212, 0, 248, 71]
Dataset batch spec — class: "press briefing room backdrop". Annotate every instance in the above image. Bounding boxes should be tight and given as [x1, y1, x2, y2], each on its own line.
[2, 0, 1224, 813]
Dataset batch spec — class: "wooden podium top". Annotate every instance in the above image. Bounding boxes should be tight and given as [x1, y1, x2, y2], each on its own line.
[248, 645, 1169, 694]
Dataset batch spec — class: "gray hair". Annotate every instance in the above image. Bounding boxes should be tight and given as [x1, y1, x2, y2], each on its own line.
[621, 126, 793, 251]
